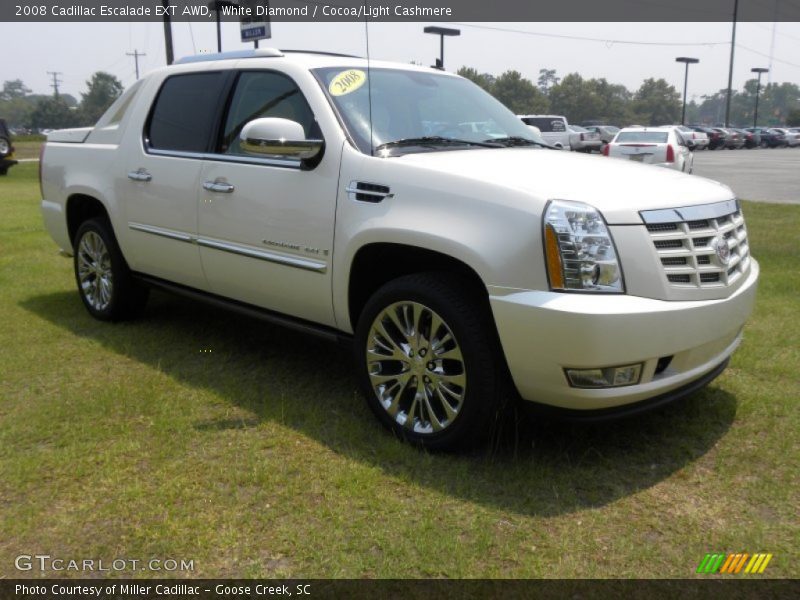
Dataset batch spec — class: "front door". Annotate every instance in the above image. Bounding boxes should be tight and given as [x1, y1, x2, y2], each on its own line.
[197, 70, 339, 327]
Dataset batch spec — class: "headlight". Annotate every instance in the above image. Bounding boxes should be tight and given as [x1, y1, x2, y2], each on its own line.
[543, 199, 624, 293]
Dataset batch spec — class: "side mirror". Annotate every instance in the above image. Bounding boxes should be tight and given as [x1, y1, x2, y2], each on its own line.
[240, 118, 324, 160]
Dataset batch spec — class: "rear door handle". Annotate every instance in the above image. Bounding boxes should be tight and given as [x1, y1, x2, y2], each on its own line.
[203, 180, 235, 194]
[127, 169, 152, 182]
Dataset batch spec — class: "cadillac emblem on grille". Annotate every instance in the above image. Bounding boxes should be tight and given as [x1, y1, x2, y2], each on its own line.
[711, 236, 731, 266]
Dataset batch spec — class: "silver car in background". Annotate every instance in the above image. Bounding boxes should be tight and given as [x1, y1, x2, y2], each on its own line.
[567, 125, 602, 153]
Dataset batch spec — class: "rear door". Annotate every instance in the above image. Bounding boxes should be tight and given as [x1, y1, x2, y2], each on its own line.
[121, 71, 230, 290]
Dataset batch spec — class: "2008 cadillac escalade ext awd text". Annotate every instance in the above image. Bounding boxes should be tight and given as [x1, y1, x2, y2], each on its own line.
[40, 49, 758, 449]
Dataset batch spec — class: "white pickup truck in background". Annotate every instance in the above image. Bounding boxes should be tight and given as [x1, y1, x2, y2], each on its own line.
[40, 49, 758, 450]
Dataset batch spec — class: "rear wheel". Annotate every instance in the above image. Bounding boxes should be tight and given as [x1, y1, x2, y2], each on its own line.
[354, 273, 506, 450]
[73, 218, 149, 321]
[0, 137, 10, 158]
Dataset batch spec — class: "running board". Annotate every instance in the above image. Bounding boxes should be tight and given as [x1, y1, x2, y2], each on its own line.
[133, 273, 352, 346]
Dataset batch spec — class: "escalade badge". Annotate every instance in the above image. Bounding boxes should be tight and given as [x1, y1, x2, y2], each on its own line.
[712, 237, 731, 265]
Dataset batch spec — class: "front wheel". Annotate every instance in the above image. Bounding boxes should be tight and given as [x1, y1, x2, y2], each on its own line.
[354, 273, 505, 450]
[73, 218, 149, 321]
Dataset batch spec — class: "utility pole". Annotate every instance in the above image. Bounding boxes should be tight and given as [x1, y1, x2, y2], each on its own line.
[162, 0, 174, 65]
[126, 50, 147, 80]
[47, 71, 63, 98]
[724, 0, 739, 127]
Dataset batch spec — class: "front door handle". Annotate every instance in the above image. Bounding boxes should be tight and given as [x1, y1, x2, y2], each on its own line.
[203, 180, 235, 194]
[127, 169, 152, 182]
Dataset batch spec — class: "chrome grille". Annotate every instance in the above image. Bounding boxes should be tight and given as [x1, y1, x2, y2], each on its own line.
[643, 202, 750, 289]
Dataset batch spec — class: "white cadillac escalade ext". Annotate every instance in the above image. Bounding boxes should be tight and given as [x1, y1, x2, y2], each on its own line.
[41, 49, 758, 449]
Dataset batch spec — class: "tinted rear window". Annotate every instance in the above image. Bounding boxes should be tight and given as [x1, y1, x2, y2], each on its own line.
[617, 131, 668, 143]
[148, 72, 227, 153]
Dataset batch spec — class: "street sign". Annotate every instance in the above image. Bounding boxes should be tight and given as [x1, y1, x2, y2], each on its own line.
[241, 21, 270, 41]
[240, 0, 270, 43]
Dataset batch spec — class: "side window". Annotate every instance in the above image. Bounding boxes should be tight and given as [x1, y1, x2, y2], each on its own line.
[219, 71, 318, 155]
[147, 72, 227, 153]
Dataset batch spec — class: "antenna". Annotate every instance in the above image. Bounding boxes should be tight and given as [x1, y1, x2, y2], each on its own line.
[364, 2, 374, 156]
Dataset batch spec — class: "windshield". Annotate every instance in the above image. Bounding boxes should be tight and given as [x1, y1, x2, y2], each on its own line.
[313, 66, 547, 155]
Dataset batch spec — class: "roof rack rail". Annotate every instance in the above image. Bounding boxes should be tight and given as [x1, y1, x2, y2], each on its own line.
[280, 49, 362, 58]
[175, 48, 283, 64]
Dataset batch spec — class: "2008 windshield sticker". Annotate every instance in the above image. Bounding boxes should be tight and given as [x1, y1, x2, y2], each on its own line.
[329, 70, 367, 96]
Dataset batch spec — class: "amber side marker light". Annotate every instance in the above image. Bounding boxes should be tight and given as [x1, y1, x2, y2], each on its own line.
[544, 223, 565, 289]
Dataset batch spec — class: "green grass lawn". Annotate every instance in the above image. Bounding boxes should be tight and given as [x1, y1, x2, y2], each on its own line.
[0, 162, 798, 579]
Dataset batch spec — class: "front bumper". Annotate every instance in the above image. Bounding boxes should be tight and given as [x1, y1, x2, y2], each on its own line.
[489, 259, 758, 411]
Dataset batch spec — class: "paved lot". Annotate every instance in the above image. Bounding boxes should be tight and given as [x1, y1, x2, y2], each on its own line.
[692, 147, 800, 204]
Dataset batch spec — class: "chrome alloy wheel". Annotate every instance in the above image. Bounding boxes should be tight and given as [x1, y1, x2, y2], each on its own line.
[366, 301, 466, 434]
[77, 231, 113, 311]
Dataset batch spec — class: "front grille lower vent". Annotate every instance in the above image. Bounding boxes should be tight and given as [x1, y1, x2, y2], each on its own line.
[643, 202, 751, 289]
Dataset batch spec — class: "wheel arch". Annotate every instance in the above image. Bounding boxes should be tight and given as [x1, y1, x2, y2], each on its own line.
[347, 242, 490, 333]
[66, 194, 112, 246]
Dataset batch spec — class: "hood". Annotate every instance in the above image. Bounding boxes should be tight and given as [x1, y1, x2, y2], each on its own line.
[397, 148, 734, 224]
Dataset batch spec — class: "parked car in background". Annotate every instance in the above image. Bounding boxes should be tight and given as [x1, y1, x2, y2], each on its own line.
[584, 124, 620, 145]
[744, 127, 784, 148]
[692, 126, 726, 150]
[731, 128, 759, 149]
[771, 127, 800, 147]
[0, 119, 18, 175]
[567, 124, 602, 153]
[518, 114, 571, 149]
[718, 128, 745, 150]
[671, 125, 709, 150]
[604, 127, 694, 173]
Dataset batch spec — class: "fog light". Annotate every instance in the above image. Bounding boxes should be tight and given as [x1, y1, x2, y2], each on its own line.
[565, 363, 643, 388]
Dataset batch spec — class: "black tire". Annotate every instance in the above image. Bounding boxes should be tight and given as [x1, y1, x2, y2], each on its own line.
[0, 137, 10, 158]
[73, 218, 149, 321]
[354, 272, 507, 451]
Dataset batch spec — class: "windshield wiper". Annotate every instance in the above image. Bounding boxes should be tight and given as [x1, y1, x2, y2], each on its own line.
[375, 136, 502, 151]
[486, 136, 555, 149]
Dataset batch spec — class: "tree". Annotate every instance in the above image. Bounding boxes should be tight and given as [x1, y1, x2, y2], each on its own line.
[537, 69, 559, 95]
[548, 74, 631, 125]
[491, 70, 549, 114]
[78, 72, 123, 125]
[456, 67, 495, 93]
[29, 97, 78, 130]
[1, 79, 32, 101]
[788, 108, 800, 127]
[631, 78, 681, 125]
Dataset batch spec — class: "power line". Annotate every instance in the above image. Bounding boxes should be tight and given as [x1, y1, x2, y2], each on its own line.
[47, 71, 63, 98]
[738, 43, 800, 69]
[448, 22, 730, 47]
[126, 49, 147, 79]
